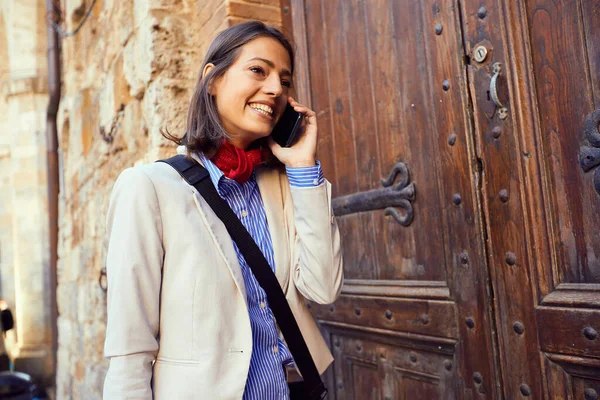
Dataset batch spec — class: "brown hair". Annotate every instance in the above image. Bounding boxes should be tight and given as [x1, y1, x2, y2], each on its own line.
[162, 21, 295, 156]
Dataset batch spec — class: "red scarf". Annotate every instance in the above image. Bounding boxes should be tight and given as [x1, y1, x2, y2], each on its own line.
[210, 141, 270, 183]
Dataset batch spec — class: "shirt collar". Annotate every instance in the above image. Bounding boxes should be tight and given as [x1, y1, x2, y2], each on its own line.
[197, 153, 257, 195]
[197, 153, 226, 191]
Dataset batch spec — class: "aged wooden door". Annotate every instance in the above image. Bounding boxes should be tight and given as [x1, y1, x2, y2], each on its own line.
[286, 0, 600, 398]
[459, 0, 600, 398]
[286, 0, 500, 398]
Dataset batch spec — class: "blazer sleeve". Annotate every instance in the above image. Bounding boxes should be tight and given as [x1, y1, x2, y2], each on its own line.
[289, 180, 344, 304]
[103, 167, 164, 400]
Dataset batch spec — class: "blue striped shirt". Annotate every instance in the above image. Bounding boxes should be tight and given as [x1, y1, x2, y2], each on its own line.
[199, 155, 324, 400]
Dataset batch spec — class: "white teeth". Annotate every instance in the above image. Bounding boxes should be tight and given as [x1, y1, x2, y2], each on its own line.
[249, 103, 273, 116]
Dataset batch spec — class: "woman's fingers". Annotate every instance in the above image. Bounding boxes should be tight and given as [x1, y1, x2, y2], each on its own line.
[267, 136, 281, 152]
[287, 97, 317, 127]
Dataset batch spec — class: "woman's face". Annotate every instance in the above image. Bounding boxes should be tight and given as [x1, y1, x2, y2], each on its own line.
[208, 36, 292, 148]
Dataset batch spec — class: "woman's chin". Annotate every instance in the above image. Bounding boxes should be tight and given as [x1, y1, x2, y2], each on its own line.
[245, 127, 273, 141]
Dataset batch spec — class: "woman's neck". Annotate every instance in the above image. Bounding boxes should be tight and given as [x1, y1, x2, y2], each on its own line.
[227, 136, 252, 150]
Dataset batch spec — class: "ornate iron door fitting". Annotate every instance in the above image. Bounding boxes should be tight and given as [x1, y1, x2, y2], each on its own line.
[578, 108, 600, 195]
[331, 162, 416, 226]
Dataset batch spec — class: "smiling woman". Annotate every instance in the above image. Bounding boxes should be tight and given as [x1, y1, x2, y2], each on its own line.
[203, 36, 292, 149]
[102, 21, 343, 400]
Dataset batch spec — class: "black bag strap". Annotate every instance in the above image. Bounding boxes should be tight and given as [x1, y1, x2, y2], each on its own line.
[157, 155, 327, 400]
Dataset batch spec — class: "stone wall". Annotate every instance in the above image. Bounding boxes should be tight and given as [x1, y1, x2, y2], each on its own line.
[0, 0, 55, 388]
[55, 0, 284, 398]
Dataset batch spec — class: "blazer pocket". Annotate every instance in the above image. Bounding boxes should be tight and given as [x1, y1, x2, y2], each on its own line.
[228, 348, 245, 354]
[155, 356, 201, 366]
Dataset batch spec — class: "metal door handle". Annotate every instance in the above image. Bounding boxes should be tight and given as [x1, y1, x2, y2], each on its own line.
[490, 62, 503, 108]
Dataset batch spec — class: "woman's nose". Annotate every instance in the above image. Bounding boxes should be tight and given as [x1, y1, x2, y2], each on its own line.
[263, 74, 283, 97]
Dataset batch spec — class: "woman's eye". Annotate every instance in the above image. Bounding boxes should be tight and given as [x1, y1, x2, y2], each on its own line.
[281, 80, 292, 88]
[250, 67, 265, 75]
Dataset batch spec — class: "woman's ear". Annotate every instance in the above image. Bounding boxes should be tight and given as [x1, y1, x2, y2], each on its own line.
[202, 63, 216, 94]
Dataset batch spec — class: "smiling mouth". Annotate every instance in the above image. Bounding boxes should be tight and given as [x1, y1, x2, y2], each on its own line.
[248, 103, 274, 118]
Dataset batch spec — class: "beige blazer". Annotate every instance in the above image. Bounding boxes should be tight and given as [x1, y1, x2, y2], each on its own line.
[102, 149, 344, 399]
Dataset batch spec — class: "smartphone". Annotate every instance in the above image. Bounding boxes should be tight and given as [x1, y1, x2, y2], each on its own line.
[270, 104, 303, 147]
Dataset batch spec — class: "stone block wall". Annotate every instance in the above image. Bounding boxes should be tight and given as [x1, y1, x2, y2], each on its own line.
[0, 0, 55, 389]
[55, 0, 284, 398]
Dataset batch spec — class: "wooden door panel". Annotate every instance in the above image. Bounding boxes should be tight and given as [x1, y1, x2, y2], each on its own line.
[289, 0, 600, 396]
[291, 0, 499, 397]
[304, 0, 448, 283]
[543, 353, 600, 399]
[330, 330, 458, 400]
[310, 295, 458, 338]
[521, 0, 600, 387]
[461, 0, 600, 396]
[526, 0, 600, 285]
[395, 376, 445, 400]
[537, 307, 600, 358]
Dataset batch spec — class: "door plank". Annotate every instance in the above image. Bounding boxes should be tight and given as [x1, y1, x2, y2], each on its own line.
[580, 0, 600, 105]
[339, 0, 382, 280]
[537, 306, 600, 358]
[459, 0, 545, 395]
[414, 0, 501, 395]
[309, 294, 459, 338]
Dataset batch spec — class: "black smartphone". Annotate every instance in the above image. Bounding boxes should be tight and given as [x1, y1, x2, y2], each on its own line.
[270, 104, 303, 147]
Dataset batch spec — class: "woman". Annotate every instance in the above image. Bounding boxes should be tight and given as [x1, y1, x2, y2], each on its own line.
[102, 21, 343, 399]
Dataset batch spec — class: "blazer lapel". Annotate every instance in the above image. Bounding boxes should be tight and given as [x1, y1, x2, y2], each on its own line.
[180, 147, 248, 303]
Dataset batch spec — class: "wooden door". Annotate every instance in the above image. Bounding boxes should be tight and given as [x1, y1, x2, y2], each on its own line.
[286, 0, 600, 398]
[460, 0, 600, 398]
[287, 0, 500, 398]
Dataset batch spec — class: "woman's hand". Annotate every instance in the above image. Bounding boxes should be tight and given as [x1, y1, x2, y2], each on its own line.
[268, 97, 317, 167]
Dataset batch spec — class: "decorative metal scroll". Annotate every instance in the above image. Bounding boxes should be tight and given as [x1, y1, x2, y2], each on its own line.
[578, 108, 600, 196]
[331, 162, 416, 226]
